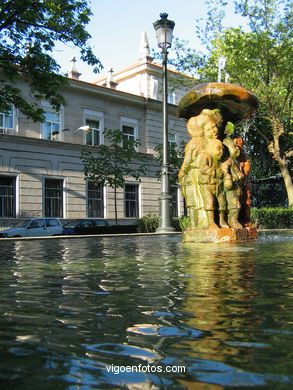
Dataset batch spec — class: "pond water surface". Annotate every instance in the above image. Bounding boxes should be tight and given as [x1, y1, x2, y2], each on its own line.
[0, 232, 292, 390]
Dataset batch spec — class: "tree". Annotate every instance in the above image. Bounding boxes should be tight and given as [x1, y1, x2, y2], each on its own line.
[81, 129, 147, 225]
[167, 0, 227, 77]
[154, 142, 185, 187]
[171, 0, 293, 207]
[154, 142, 186, 216]
[217, 0, 292, 207]
[0, 0, 102, 121]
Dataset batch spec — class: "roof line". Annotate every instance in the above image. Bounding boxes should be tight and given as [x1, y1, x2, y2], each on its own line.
[94, 61, 194, 83]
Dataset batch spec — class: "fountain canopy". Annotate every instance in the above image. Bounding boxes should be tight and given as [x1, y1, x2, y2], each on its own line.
[177, 82, 258, 124]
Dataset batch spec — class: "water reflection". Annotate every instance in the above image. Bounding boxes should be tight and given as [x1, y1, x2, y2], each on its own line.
[0, 233, 292, 389]
[174, 243, 259, 360]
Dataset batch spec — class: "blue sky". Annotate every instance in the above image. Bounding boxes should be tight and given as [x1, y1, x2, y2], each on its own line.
[54, 0, 247, 82]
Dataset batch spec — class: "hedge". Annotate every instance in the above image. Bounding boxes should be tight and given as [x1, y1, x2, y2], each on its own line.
[137, 213, 159, 233]
[175, 210, 293, 230]
[137, 208, 293, 232]
[137, 213, 183, 233]
[250, 208, 293, 229]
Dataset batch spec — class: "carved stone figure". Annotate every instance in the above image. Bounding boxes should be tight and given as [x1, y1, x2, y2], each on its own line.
[177, 82, 259, 242]
[234, 137, 252, 227]
[198, 138, 230, 229]
[179, 109, 223, 229]
[222, 138, 244, 228]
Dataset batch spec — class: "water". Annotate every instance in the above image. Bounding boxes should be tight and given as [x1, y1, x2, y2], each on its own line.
[0, 232, 292, 389]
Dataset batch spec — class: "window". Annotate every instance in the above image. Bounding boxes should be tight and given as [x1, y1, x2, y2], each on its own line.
[44, 179, 63, 217]
[87, 181, 104, 217]
[29, 219, 45, 228]
[168, 133, 177, 149]
[0, 106, 14, 133]
[122, 125, 135, 148]
[85, 119, 101, 146]
[95, 220, 108, 227]
[83, 109, 104, 146]
[121, 116, 138, 149]
[0, 176, 16, 217]
[150, 76, 158, 99]
[45, 218, 59, 227]
[125, 184, 139, 218]
[167, 92, 176, 104]
[80, 220, 95, 228]
[42, 111, 61, 140]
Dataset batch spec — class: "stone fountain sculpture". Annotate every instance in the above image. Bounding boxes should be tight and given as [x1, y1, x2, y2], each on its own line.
[177, 82, 258, 243]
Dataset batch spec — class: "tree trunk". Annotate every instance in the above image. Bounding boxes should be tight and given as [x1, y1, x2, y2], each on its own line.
[114, 185, 118, 226]
[271, 120, 293, 208]
[278, 158, 293, 208]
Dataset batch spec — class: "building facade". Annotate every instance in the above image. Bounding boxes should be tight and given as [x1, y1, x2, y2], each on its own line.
[0, 34, 192, 224]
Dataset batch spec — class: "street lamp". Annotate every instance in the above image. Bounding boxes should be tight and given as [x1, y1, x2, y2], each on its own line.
[153, 13, 175, 233]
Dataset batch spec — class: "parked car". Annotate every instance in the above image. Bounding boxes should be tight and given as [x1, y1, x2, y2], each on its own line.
[0, 218, 63, 238]
[62, 219, 110, 235]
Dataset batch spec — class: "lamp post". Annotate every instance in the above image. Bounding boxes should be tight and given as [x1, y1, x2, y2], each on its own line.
[153, 13, 175, 233]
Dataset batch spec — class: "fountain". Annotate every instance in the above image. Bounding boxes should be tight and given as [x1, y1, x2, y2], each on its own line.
[1, 83, 292, 390]
[177, 82, 259, 243]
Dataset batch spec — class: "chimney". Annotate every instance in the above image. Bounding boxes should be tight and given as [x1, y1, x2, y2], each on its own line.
[66, 56, 81, 80]
[106, 67, 118, 89]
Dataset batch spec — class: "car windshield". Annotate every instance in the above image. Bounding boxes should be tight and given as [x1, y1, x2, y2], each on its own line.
[15, 219, 31, 228]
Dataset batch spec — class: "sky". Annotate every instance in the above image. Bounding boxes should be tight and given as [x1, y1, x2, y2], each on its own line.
[54, 0, 247, 82]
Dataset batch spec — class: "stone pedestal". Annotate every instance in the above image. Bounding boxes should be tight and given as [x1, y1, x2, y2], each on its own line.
[182, 227, 257, 243]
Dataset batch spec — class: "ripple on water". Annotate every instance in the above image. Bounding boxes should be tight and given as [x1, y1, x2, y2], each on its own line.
[142, 310, 183, 318]
[127, 324, 202, 338]
[185, 358, 292, 387]
[82, 343, 158, 361]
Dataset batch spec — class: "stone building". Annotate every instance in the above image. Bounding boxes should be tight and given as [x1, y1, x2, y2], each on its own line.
[0, 33, 192, 224]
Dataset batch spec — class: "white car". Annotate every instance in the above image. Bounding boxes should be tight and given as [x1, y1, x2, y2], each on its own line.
[0, 218, 63, 238]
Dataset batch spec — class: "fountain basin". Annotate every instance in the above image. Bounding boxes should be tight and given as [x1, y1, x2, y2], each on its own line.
[0, 233, 292, 389]
[183, 226, 257, 243]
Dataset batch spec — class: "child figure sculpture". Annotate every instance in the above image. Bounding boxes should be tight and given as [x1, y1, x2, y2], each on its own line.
[179, 109, 223, 229]
[179, 108, 254, 234]
[177, 82, 258, 242]
[222, 138, 244, 228]
[198, 138, 230, 229]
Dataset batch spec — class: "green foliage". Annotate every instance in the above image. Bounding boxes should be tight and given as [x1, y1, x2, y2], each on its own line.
[170, 218, 180, 232]
[171, 0, 293, 207]
[137, 213, 185, 233]
[179, 216, 191, 231]
[217, 28, 292, 124]
[155, 141, 185, 186]
[225, 121, 235, 136]
[81, 129, 147, 189]
[195, 0, 228, 51]
[81, 129, 147, 225]
[251, 207, 293, 228]
[236, 119, 281, 179]
[217, 1, 293, 206]
[251, 180, 287, 207]
[0, 0, 102, 121]
[168, 39, 205, 79]
[137, 213, 159, 233]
